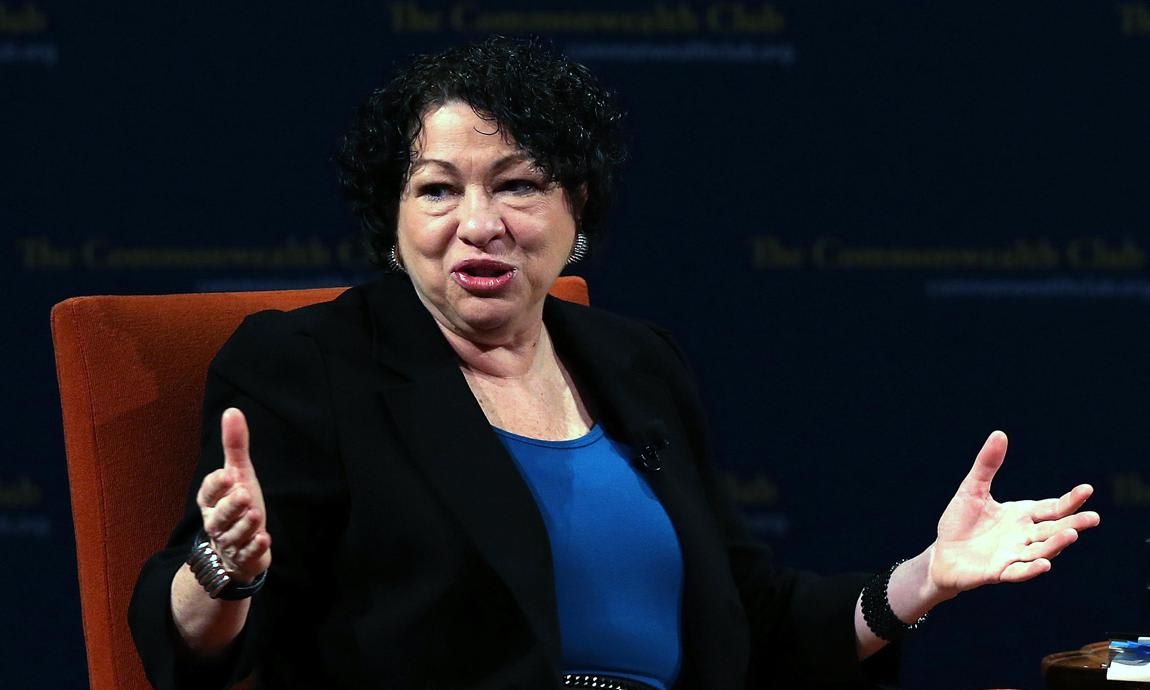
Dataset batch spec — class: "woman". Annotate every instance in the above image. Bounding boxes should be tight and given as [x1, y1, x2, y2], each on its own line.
[130, 37, 1100, 690]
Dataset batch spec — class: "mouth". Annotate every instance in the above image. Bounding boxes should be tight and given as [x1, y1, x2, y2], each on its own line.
[451, 259, 517, 294]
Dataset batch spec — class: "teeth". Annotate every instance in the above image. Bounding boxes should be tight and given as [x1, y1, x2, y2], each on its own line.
[466, 267, 506, 277]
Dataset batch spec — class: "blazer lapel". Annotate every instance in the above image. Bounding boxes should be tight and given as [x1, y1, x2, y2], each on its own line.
[364, 276, 561, 669]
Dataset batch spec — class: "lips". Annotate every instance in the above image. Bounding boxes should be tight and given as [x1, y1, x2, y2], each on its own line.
[451, 258, 517, 294]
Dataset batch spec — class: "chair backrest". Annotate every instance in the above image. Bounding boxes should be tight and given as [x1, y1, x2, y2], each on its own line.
[51, 276, 589, 690]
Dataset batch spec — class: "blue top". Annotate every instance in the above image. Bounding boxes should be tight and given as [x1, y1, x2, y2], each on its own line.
[495, 424, 684, 690]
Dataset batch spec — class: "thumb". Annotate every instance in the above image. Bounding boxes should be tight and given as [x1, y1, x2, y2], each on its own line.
[959, 430, 1008, 495]
[221, 407, 254, 479]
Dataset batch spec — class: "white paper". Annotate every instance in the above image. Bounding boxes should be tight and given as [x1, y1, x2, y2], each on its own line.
[1106, 638, 1150, 682]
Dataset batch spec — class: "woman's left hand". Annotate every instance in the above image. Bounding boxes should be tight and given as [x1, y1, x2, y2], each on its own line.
[928, 430, 1101, 599]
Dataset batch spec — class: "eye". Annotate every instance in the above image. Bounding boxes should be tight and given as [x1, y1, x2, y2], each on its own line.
[497, 179, 542, 195]
[417, 182, 455, 201]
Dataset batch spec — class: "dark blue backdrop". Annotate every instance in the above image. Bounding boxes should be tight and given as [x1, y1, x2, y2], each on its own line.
[5, 2, 1149, 687]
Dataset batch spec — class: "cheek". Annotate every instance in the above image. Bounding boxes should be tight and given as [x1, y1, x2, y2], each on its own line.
[397, 215, 451, 260]
[542, 217, 577, 257]
[513, 203, 576, 248]
[394, 203, 416, 254]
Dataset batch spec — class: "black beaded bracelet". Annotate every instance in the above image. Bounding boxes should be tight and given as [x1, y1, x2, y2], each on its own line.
[861, 559, 927, 642]
[187, 530, 267, 601]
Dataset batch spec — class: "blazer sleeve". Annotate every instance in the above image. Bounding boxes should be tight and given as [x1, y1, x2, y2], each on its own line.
[645, 325, 899, 689]
[128, 309, 347, 690]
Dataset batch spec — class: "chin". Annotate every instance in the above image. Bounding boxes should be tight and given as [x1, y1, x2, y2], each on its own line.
[438, 284, 546, 338]
[451, 301, 521, 335]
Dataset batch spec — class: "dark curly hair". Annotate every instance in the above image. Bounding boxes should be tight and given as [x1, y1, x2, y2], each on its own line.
[335, 36, 627, 267]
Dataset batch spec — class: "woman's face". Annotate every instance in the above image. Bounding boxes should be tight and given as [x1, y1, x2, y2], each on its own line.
[396, 101, 579, 343]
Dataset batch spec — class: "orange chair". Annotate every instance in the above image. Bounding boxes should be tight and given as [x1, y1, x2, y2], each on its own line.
[51, 277, 590, 690]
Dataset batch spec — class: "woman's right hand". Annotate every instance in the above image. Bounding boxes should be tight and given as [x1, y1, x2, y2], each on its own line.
[196, 407, 272, 584]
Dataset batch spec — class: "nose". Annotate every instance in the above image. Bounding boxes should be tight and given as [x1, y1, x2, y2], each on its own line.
[457, 188, 505, 247]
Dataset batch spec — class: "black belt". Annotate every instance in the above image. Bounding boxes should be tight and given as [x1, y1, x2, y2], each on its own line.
[561, 673, 658, 690]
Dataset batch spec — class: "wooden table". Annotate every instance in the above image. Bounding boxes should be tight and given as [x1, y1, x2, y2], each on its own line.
[1043, 641, 1150, 689]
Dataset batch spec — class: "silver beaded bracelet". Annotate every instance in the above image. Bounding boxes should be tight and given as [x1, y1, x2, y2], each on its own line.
[186, 530, 267, 600]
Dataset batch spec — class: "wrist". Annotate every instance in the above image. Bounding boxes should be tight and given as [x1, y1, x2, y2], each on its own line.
[883, 547, 952, 627]
[861, 559, 928, 642]
[187, 530, 267, 600]
[919, 542, 959, 607]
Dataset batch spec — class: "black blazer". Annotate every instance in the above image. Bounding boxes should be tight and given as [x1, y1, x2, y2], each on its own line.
[130, 274, 889, 690]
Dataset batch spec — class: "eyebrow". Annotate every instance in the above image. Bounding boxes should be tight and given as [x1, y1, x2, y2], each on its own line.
[409, 154, 534, 177]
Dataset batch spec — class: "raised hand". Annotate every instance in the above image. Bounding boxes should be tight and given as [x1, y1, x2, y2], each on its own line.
[195, 408, 272, 583]
[929, 431, 1100, 596]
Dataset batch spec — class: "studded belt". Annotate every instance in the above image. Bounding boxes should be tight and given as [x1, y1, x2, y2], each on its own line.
[561, 673, 658, 690]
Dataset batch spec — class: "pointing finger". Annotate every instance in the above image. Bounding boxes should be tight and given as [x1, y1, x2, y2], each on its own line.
[221, 408, 254, 479]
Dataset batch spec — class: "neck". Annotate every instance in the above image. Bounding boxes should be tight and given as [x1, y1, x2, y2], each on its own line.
[436, 319, 551, 379]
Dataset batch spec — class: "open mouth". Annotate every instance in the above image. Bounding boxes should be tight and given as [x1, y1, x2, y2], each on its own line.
[451, 259, 517, 294]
